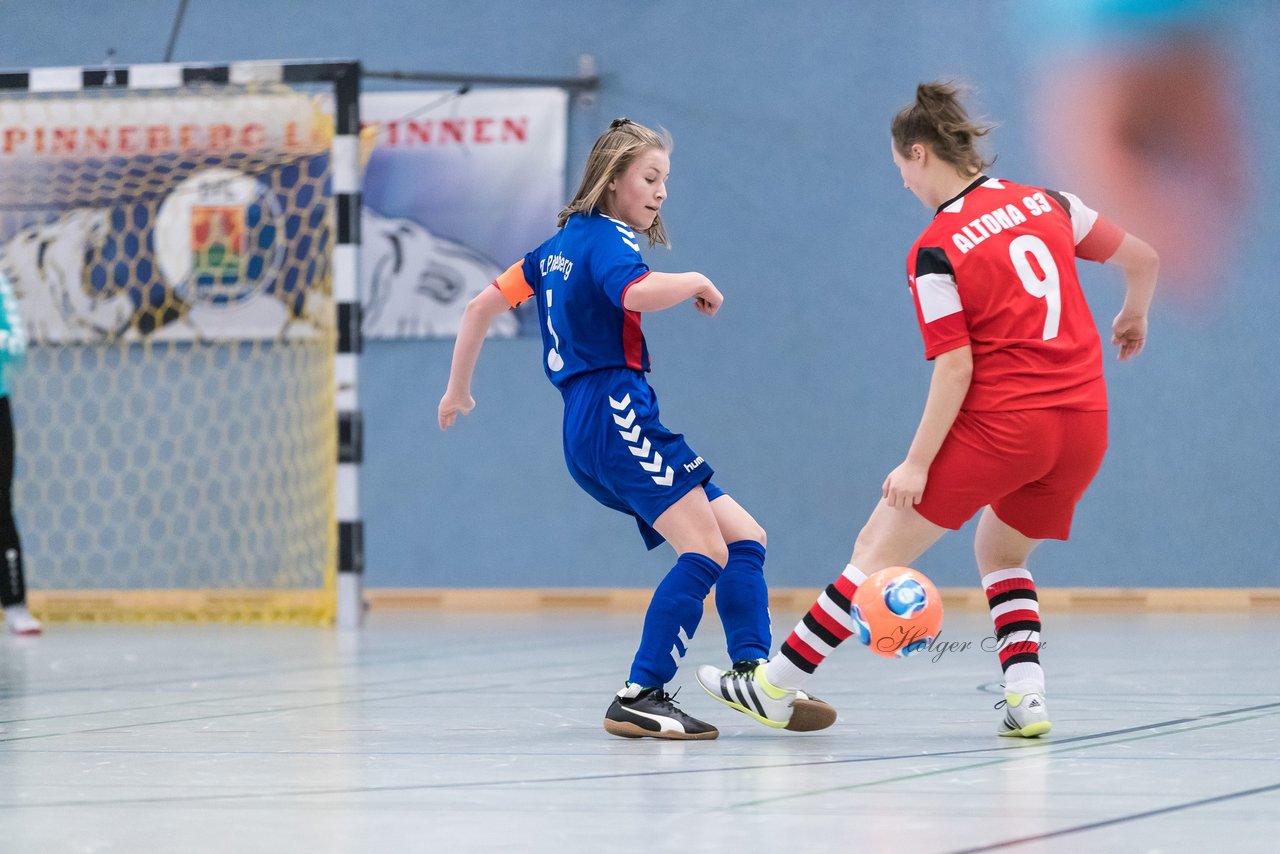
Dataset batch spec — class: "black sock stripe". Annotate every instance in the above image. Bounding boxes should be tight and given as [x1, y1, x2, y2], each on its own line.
[723, 673, 749, 709]
[743, 679, 766, 717]
[824, 583, 851, 613]
[987, 589, 1039, 608]
[995, 619, 1042, 639]
[1001, 651, 1042, 669]
[781, 642, 817, 674]
[802, 612, 841, 648]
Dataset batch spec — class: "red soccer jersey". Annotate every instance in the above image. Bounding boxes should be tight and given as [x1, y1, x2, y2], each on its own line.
[906, 177, 1125, 412]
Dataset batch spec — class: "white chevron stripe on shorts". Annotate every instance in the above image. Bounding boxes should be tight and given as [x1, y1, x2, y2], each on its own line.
[608, 393, 675, 488]
[639, 451, 664, 473]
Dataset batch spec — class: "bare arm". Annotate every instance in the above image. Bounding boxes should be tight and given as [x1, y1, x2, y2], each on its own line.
[883, 345, 974, 509]
[438, 285, 512, 429]
[1104, 233, 1159, 360]
[622, 271, 723, 316]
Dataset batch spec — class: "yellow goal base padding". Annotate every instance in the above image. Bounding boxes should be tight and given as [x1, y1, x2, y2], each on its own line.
[26, 590, 335, 624]
[365, 587, 1280, 613]
[24, 587, 1279, 624]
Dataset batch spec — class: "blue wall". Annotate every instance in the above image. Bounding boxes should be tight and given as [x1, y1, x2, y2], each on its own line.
[4, 1, 1277, 589]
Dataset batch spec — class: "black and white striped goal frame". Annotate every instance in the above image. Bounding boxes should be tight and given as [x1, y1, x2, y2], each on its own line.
[0, 59, 367, 629]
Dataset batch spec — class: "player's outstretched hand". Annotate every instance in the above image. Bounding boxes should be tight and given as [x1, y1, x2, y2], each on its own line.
[695, 281, 723, 317]
[882, 460, 928, 510]
[1112, 309, 1148, 361]
[438, 390, 476, 430]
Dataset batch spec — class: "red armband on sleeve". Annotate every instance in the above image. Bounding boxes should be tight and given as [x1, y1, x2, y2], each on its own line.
[493, 261, 534, 308]
[1076, 215, 1125, 263]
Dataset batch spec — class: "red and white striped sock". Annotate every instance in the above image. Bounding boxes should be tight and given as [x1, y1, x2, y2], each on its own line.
[766, 563, 868, 690]
[983, 567, 1044, 693]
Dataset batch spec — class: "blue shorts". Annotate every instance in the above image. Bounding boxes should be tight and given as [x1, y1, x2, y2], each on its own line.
[561, 369, 722, 550]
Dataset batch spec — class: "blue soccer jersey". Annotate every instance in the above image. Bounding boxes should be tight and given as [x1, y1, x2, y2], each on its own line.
[494, 211, 651, 387]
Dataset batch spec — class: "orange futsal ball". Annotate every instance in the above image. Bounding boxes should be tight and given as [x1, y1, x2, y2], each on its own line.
[850, 567, 944, 659]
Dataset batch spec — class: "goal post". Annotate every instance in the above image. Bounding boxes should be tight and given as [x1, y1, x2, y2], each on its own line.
[0, 60, 364, 626]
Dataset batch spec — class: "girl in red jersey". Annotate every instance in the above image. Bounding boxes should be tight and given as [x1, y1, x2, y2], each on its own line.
[699, 82, 1159, 737]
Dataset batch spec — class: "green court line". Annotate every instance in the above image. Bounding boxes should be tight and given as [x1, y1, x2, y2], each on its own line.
[4, 701, 1274, 811]
[727, 707, 1280, 810]
[944, 781, 1280, 853]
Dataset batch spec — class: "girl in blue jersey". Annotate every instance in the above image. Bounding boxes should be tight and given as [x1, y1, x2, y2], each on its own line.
[439, 118, 833, 740]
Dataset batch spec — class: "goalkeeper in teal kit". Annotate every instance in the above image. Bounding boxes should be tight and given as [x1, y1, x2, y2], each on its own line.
[438, 118, 834, 739]
[0, 272, 40, 635]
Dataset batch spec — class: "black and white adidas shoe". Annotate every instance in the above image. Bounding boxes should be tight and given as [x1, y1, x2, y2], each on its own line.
[996, 690, 1052, 738]
[603, 683, 719, 740]
[734, 660, 838, 732]
[696, 662, 838, 732]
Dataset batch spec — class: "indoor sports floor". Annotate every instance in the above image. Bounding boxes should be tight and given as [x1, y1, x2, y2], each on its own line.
[1, 607, 1277, 853]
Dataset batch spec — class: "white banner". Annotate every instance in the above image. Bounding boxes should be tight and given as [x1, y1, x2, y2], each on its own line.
[0, 86, 566, 343]
[0, 89, 333, 343]
[358, 87, 567, 338]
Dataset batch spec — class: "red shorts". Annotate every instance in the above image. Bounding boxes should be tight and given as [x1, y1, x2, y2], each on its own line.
[913, 408, 1108, 540]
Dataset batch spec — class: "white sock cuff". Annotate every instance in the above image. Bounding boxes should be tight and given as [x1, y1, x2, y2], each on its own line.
[764, 655, 810, 692]
[1004, 662, 1045, 694]
[842, 563, 868, 585]
[983, 567, 1033, 589]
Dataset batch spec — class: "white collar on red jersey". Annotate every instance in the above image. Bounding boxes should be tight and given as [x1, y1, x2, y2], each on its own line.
[937, 176, 1002, 215]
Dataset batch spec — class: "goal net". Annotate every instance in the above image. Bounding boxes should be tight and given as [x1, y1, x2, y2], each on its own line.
[0, 81, 338, 623]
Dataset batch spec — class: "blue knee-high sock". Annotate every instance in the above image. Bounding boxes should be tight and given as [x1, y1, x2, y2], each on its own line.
[628, 552, 723, 688]
[715, 539, 771, 663]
